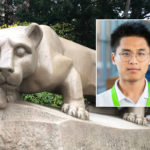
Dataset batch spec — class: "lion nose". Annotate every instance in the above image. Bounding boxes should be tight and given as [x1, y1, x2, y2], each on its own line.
[0, 57, 14, 74]
[0, 45, 14, 74]
[0, 67, 14, 79]
[0, 67, 14, 73]
[0, 57, 14, 75]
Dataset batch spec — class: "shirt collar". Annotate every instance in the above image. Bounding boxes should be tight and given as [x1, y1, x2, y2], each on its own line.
[114, 79, 148, 102]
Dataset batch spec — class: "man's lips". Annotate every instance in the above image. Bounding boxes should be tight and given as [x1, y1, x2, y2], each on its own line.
[127, 68, 141, 72]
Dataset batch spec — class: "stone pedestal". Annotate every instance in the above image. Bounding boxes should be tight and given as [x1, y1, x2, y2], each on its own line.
[0, 102, 150, 150]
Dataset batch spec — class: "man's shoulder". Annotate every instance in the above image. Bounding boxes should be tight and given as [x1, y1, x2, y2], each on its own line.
[96, 89, 114, 107]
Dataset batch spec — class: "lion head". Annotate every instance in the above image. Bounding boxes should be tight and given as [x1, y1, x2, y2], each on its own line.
[0, 23, 43, 92]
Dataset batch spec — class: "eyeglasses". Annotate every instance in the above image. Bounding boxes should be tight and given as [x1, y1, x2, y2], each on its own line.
[117, 52, 150, 62]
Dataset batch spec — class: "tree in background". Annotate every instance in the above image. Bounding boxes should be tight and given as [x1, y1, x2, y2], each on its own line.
[124, 0, 131, 18]
[1, 0, 150, 49]
[0, 0, 29, 25]
[15, 0, 96, 49]
[129, 0, 150, 18]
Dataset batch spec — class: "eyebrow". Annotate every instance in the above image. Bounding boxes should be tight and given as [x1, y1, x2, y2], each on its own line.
[121, 48, 146, 52]
[121, 49, 130, 52]
[137, 48, 146, 51]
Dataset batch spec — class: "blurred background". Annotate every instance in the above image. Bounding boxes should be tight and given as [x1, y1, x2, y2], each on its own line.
[1, 0, 150, 50]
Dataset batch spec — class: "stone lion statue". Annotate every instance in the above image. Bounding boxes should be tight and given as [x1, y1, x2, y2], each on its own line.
[0, 23, 96, 120]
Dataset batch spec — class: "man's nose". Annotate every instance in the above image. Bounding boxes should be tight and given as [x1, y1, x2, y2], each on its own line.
[129, 54, 138, 64]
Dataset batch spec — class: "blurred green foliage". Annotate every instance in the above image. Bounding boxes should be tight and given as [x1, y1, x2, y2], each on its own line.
[51, 22, 76, 42]
[0, 21, 30, 29]
[22, 92, 63, 108]
[0, 22, 76, 42]
[22, 92, 90, 108]
[1, 0, 150, 49]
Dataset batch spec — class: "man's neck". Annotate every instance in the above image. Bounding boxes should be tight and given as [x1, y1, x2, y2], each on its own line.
[118, 78, 146, 104]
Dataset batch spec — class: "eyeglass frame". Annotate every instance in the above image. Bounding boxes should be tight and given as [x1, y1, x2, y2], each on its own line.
[113, 51, 150, 62]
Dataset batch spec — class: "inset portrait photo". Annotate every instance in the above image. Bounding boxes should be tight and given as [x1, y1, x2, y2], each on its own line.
[96, 19, 150, 107]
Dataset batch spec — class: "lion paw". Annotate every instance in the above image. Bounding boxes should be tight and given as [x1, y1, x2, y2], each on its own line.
[61, 103, 89, 120]
[123, 112, 147, 125]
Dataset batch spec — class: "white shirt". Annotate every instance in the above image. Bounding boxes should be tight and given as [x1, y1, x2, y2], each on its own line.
[96, 79, 149, 107]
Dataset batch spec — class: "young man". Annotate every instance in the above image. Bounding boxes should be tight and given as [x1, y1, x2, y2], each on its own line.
[97, 21, 150, 107]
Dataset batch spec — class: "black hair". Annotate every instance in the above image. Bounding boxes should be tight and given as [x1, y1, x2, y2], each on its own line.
[111, 21, 150, 53]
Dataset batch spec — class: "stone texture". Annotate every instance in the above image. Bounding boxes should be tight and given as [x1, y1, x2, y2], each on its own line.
[0, 101, 150, 150]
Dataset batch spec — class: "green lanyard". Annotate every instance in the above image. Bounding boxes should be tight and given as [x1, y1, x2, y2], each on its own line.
[111, 82, 150, 107]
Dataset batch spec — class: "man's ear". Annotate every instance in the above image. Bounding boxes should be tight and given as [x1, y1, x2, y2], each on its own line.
[112, 53, 116, 65]
[25, 23, 43, 48]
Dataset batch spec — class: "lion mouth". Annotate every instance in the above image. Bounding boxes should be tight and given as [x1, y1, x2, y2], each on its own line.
[0, 82, 18, 90]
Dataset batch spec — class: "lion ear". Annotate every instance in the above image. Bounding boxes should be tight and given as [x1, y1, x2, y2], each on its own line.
[25, 23, 43, 48]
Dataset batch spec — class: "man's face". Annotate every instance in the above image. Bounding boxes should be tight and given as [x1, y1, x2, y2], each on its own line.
[112, 36, 150, 82]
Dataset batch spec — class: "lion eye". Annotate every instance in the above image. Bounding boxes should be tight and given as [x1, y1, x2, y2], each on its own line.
[15, 47, 26, 57]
